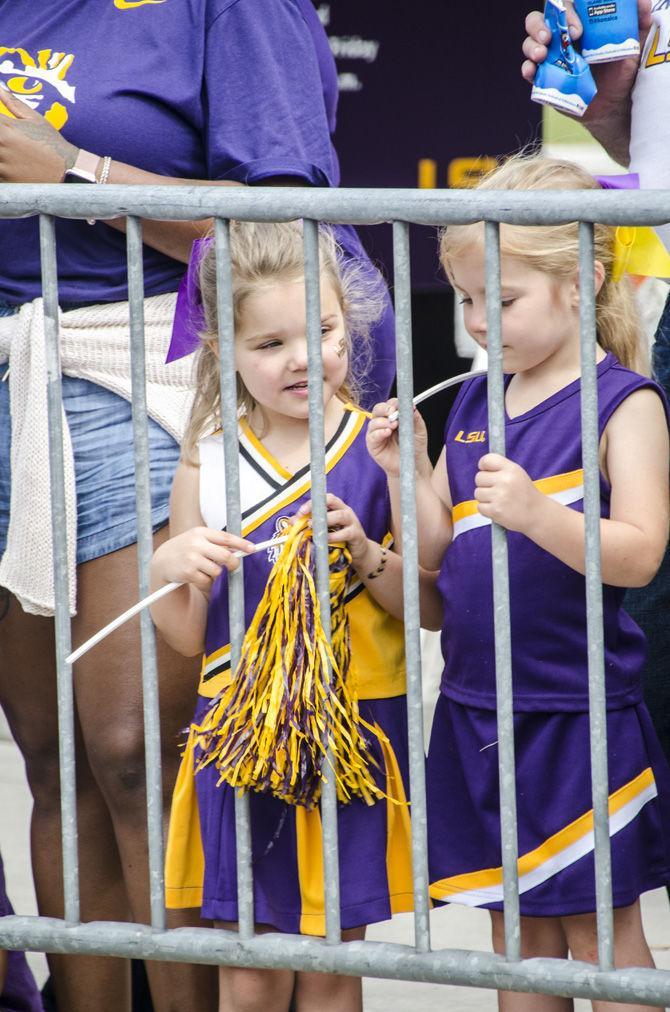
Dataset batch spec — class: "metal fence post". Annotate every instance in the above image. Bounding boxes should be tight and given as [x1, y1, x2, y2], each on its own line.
[39, 213, 80, 926]
[579, 221, 614, 970]
[214, 217, 255, 939]
[485, 221, 521, 961]
[126, 216, 167, 931]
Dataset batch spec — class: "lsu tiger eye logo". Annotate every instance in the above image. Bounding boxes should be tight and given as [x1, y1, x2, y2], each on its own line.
[0, 47, 75, 130]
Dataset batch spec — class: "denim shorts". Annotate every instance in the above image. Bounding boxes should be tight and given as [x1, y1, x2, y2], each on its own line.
[0, 303, 181, 565]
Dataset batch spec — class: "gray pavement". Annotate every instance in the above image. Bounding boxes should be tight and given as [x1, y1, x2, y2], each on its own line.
[1, 722, 669, 1010]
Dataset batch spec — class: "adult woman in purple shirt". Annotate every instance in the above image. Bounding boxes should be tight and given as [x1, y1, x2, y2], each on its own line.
[0, 3, 393, 1010]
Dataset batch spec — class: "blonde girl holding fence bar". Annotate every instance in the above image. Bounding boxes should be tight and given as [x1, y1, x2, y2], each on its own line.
[149, 222, 427, 1012]
[368, 156, 670, 1012]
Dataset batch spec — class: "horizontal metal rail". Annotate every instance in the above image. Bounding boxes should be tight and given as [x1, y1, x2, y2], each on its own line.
[0, 916, 669, 1007]
[0, 183, 670, 227]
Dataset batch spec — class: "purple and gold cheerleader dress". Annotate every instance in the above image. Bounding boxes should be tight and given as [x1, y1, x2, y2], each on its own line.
[165, 406, 413, 934]
[428, 353, 670, 915]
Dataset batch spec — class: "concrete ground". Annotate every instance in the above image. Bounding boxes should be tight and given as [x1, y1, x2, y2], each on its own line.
[1, 718, 669, 1010]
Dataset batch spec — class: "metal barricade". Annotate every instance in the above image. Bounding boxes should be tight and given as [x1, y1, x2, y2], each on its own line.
[0, 183, 669, 1006]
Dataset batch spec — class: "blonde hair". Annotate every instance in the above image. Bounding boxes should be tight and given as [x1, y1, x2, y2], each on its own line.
[439, 154, 643, 371]
[184, 221, 385, 462]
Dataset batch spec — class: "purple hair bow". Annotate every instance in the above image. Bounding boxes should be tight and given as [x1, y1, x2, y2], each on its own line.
[165, 237, 212, 363]
[594, 172, 640, 191]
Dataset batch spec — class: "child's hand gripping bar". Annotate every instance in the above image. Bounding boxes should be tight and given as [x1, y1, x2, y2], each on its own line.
[66, 533, 290, 665]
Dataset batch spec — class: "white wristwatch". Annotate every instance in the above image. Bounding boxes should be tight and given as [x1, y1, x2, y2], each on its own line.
[63, 149, 100, 184]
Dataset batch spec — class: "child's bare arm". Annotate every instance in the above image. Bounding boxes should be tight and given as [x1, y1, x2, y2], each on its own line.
[352, 547, 442, 630]
[149, 460, 255, 655]
[417, 568, 445, 631]
[475, 389, 669, 587]
[520, 1, 652, 166]
[296, 493, 442, 625]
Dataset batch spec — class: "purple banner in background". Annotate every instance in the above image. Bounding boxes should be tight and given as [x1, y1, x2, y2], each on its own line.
[319, 1, 542, 289]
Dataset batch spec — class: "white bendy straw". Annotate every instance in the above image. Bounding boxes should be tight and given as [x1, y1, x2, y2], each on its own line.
[386, 368, 486, 422]
[68, 369, 484, 667]
[66, 533, 290, 665]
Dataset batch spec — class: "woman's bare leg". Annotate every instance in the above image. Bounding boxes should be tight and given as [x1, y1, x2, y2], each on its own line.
[491, 911, 573, 1012]
[0, 527, 217, 1012]
[0, 948, 8, 995]
[71, 531, 217, 1011]
[0, 590, 132, 1012]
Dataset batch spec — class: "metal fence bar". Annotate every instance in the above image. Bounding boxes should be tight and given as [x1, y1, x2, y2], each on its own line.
[126, 216, 167, 930]
[2, 914, 670, 1007]
[578, 221, 614, 970]
[391, 221, 431, 953]
[3, 185, 670, 228]
[39, 213, 80, 925]
[1, 188, 667, 1007]
[303, 219, 342, 942]
[484, 221, 521, 960]
[213, 218, 255, 939]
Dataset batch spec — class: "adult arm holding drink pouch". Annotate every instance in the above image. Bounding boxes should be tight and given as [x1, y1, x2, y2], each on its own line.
[522, 0, 654, 164]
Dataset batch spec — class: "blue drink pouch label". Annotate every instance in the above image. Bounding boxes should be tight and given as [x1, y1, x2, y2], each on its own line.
[531, 0, 597, 117]
[573, 0, 640, 63]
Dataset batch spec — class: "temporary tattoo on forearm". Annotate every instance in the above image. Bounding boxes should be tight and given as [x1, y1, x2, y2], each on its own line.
[17, 121, 77, 169]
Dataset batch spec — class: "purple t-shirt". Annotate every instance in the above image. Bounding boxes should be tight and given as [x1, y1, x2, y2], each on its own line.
[0, 0, 339, 304]
[438, 354, 664, 712]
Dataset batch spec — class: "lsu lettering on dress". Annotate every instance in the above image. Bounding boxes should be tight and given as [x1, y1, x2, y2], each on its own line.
[165, 405, 413, 934]
[428, 353, 670, 914]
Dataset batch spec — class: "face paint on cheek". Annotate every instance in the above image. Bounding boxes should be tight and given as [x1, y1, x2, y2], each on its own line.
[335, 337, 347, 359]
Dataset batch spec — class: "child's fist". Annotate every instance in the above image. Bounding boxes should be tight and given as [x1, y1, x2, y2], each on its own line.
[150, 527, 255, 593]
[474, 454, 541, 533]
[297, 493, 369, 565]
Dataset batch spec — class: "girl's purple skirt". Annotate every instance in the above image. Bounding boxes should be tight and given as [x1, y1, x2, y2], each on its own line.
[427, 693, 670, 916]
[194, 695, 414, 935]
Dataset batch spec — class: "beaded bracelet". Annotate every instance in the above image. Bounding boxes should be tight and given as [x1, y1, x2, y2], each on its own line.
[98, 155, 112, 185]
[366, 544, 388, 580]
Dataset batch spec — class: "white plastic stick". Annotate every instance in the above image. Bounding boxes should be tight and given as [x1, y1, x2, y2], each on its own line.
[66, 533, 290, 665]
[386, 368, 486, 422]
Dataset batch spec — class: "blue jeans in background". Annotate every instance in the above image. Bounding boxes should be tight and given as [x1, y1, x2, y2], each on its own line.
[0, 301, 180, 565]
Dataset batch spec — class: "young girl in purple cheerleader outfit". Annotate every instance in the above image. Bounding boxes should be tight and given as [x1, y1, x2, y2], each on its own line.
[368, 155, 670, 1012]
[148, 222, 438, 1012]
